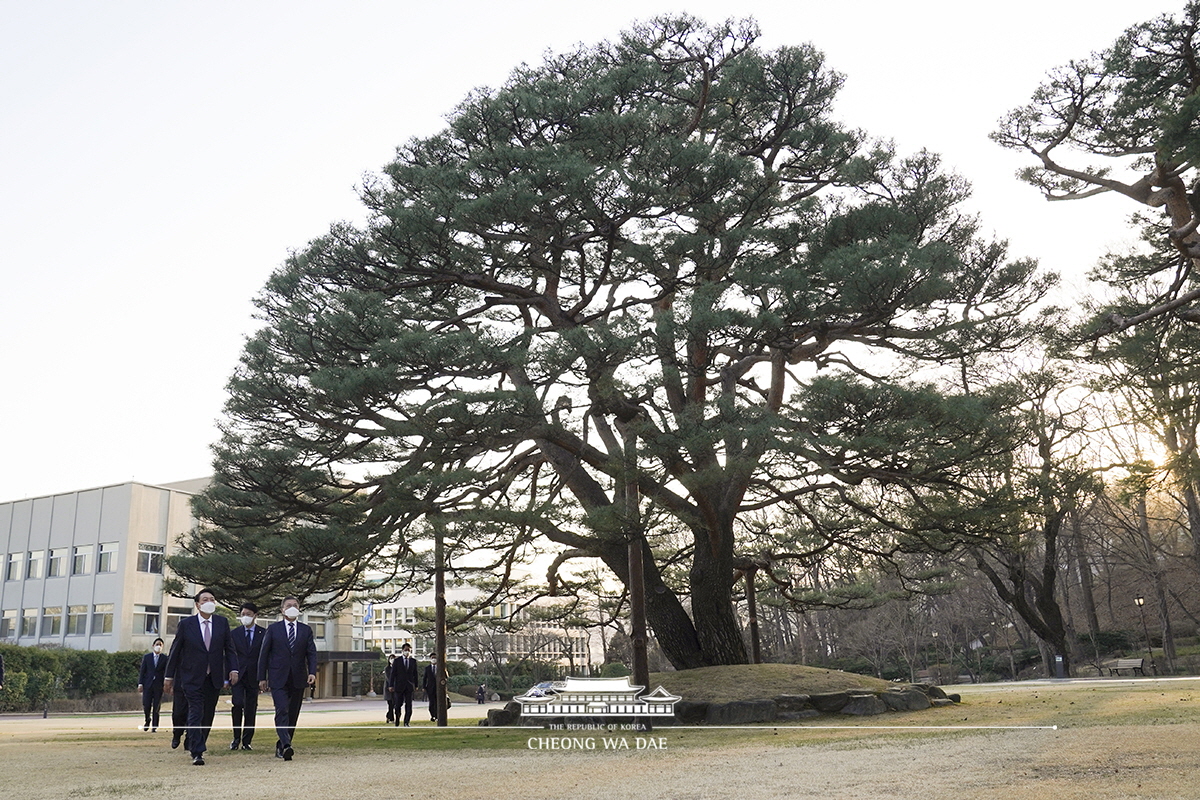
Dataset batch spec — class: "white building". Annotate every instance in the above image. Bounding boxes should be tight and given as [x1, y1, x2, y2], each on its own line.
[0, 479, 204, 652]
[0, 478, 371, 696]
[361, 585, 590, 670]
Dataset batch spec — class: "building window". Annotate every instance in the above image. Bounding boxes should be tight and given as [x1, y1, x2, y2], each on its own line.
[164, 606, 190, 636]
[134, 604, 161, 635]
[5, 553, 23, 581]
[92, 604, 114, 635]
[41, 607, 62, 637]
[97, 542, 117, 573]
[136, 543, 164, 574]
[0, 609, 15, 639]
[46, 548, 66, 578]
[26, 550, 43, 579]
[310, 616, 326, 639]
[72, 545, 93, 576]
[20, 608, 38, 637]
[66, 605, 87, 636]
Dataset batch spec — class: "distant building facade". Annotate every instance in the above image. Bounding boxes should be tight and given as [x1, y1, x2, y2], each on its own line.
[361, 585, 590, 671]
[0, 478, 370, 696]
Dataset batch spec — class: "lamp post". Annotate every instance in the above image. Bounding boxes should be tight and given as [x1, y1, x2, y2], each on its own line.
[1134, 596, 1158, 676]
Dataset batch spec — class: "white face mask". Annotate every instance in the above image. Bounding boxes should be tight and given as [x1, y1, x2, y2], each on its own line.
[282, 606, 301, 620]
[153, 645, 162, 653]
[199, 601, 217, 615]
[240, 615, 255, 627]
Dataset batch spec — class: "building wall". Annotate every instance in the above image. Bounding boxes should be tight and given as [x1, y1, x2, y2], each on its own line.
[0, 481, 196, 652]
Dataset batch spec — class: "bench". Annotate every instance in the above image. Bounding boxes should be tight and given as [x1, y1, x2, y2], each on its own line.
[1107, 658, 1145, 676]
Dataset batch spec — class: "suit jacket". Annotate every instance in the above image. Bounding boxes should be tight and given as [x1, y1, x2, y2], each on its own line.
[138, 651, 167, 690]
[232, 623, 267, 683]
[165, 613, 238, 691]
[422, 663, 437, 694]
[389, 655, 419, 692]
[258, 619, 317, 690]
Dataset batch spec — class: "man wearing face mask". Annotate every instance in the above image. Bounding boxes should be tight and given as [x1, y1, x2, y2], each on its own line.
[164, 589, 239, 766]
[137, 638, 167, 732]
[230, 602, 265, 751]
[258, 596, 317, 761]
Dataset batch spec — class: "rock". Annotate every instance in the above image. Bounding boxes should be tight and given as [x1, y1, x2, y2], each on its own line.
[777, 709, 821, 722]
[772, 694, 813, 712]
[809, 691, 851, 713]
[881, 689, 932, 712]
[930, 698, 955, 707]
[483, 701, 524, 727]
[947, 694, 961, 704]
[673, 700, 709, 724]
[912, 683, 949, 700]
[840, 694, 888, 716]
[705, 699, 778, 725]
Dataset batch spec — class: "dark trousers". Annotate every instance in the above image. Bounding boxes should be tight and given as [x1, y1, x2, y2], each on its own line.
[183, 681, 219, 756]
[142, 685, 163, 729]
[385, 688, 396, 720]
[271, 685, 305, 751]
[394, 686, 414, 725]
[231, 681, 259, 744]
[171, 685, 189, 743]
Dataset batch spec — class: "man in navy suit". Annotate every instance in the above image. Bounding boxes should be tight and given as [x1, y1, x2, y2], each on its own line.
[137, 637, 167, 731]
[164, 588, 239, 766]
[389, 642, 419, 727]
[257, 596, 317, 761]
[230, 601, 266, 751]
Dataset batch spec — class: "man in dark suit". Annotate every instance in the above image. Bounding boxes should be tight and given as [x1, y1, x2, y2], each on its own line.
[164, 588, 239, 766]
[137, 637, 167, 731]
[384, 653, 396, 723]
[389, 642, 419, 727]
[230, 602, 266, 751]
[422, 655, 442, 722]
[257, 596, 317, 761]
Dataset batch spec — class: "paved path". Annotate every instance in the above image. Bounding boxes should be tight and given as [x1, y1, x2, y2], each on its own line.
[0, 695, 502, 737]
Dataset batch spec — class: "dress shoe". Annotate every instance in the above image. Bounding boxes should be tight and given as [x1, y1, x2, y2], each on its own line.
[241, 743, 253, 751]
[171, 735, 181, 749]
[192, 756, 205, 766]
[283, 746, 294, 761]
[229, 740, 240, 751]
[151, 727, 157, 733]
[404, 722, 410, 727]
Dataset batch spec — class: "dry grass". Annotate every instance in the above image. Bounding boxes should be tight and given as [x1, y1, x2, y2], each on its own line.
[6, 675, 1200, 800]
[646, 663, 894, 702]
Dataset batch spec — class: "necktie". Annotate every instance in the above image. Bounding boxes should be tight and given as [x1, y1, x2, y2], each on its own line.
[247, 628, 253, 646]
[202, 619, 211, 650]
[288, 621, 296, 649]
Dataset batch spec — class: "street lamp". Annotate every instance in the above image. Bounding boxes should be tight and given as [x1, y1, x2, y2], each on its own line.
[1133, 596, 1158, 676]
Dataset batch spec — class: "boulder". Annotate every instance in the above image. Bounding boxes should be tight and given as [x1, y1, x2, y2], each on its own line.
[705, 699, 778, 725]
[912, 683, 949, 700]
[673, 700, 710, 725]
[777, 709, 821, 722]
[483, 701, 524, 727]
[880, 689, 932, 712]
[772, 694, 813, 712]
[809, 691, 851, 713]
[840, 694, 888, 716]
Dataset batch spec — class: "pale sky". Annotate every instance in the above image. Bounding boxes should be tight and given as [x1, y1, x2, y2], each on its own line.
[0, 0, 1182, 502]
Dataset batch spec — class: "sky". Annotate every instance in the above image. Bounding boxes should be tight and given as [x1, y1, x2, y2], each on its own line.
[0, 0, 1185, 503]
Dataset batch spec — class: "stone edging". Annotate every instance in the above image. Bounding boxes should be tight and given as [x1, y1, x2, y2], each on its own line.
[481, 683, 960, 726]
